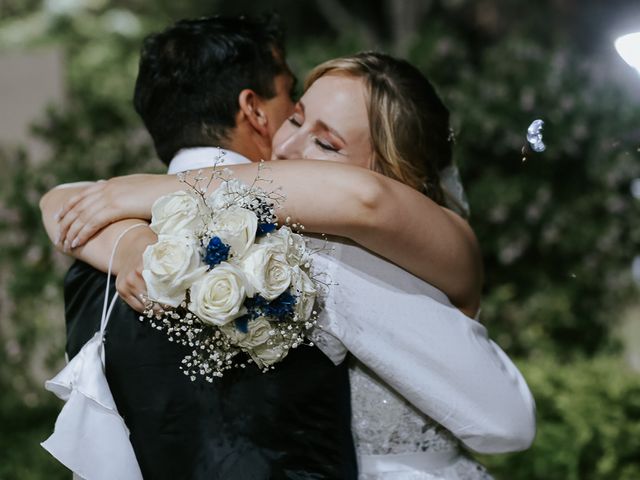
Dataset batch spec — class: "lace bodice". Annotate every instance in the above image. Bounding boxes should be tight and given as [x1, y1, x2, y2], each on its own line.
[350, 360, 493, 480]
[350, 360, 459, 456]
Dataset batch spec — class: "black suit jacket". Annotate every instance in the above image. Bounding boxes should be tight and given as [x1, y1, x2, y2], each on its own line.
[64, 260, 357, 479]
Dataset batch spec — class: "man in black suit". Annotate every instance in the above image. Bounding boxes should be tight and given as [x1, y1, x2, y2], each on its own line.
[51, 15, 357, 480]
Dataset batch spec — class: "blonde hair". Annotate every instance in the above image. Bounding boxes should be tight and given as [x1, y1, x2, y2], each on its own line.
[305, 52, 452, 205]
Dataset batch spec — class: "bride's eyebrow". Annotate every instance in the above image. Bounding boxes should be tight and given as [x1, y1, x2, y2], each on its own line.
[299, 101, 346, 144]
[318, 120, 346, 144]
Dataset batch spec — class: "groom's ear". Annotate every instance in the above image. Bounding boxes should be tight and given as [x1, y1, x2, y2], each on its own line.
[238, 89, 269, 137]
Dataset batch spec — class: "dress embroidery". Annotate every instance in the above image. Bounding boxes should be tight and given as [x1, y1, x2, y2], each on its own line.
[350, 361, 493, 479]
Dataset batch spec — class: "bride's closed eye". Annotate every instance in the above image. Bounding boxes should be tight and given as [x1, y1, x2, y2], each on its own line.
[314, 137, 341, 153]
[288, 115, 303, 127]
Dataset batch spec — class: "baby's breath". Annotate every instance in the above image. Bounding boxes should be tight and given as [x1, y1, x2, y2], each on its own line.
[142, 151, 324, 380]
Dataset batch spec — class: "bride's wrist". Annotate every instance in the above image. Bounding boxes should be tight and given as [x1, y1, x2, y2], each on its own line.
[112, 224, 156, 274]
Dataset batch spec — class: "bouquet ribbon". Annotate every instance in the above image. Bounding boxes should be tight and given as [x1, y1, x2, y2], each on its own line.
[41, 331, 142, 480]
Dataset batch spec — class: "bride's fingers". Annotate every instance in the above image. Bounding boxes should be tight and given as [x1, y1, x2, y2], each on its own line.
[64, 209, 93, 249]
[57, 192, 100, 246]
[122, 293, 146, 313]
[70, 222, 100, 249]
[57, 183, 102, 220]
[57, 210, 80, 251]
[116, 273, 147, 313]
[58, 182, 107, 225]
[67, 197, 129, 249]
[60, 195, 104, 248]
[68, 204, 112, 248]
[76, 207, 123, 247]
[63, 189, 119, 248]
[66, 219, 92, 250]
[56, 193, 84, 222]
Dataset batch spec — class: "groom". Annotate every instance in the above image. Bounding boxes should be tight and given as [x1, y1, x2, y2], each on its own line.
[60, 15, 358, 480]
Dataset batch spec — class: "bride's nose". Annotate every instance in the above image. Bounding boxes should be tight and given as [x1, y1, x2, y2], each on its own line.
[273, 132, 303, 160]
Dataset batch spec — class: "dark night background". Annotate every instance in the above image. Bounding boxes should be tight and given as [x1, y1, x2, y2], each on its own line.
[1, 1, 639, 478]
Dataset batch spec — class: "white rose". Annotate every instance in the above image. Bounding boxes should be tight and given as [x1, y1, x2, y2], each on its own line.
[219, 317, 273, 349]
[209, 207, 257, 258]
[142, 235, 206, 307]
[290, 266, 317, 321]
[241, 244, 292, 301]
[259, 226, 307, 266]
[150, 191, 204, 236]
[219, 321, 247, 345]
[189, 262, 249, 326]
[250, 342, 287, 369]
[237, 317, 272, 349]
[207, 180, 248, 210]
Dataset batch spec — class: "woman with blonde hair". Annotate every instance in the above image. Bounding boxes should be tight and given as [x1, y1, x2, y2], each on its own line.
[273, 51, 502, 479]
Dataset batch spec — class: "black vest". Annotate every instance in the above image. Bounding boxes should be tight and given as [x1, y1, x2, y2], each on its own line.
[64, 260, 357, 479]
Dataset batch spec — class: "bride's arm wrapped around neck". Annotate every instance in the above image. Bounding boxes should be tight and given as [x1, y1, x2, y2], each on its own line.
[46, 159, 482, 315]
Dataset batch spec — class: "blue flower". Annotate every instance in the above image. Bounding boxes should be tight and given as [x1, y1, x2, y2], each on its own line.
[234, 316, 250, 334]
[243, 295, 267, 319]
[203, 236, 230, 268]
[244, 291, 297, 321]
[256, 222, 277, 236]
[264, 291, 297, 319]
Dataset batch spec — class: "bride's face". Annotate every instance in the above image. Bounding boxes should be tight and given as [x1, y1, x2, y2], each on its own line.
[271, 74, 374, 169]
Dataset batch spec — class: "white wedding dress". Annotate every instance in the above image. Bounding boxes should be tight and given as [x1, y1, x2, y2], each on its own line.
[350, 363, 493, 479]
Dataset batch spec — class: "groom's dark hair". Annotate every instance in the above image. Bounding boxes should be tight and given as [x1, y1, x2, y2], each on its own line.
[133, 15, 290, 165]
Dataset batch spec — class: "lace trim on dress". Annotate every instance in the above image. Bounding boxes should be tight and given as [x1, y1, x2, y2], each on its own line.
[350, 361, 458, 456]
[350, 361, 493, 480]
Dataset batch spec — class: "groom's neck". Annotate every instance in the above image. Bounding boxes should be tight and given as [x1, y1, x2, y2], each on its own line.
[224, 133, 270, 163]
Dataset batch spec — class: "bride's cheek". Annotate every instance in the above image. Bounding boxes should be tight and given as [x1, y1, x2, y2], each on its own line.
[307, 145, 335, 162]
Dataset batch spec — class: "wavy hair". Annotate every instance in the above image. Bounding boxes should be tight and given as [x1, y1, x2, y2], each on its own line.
[305, 52, 452, 205]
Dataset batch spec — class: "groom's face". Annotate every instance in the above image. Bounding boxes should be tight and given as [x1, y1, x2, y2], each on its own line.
[261, 72, 297, 141]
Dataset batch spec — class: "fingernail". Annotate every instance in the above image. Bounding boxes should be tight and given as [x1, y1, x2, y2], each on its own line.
[63, 240, 69, 252]
[71, 238, 79, 249]
[54, 232, 60, 245]
[54, 209, 61, 221]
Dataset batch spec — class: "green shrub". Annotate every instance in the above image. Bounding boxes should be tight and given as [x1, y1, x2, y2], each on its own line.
[480, 355, 640, 480]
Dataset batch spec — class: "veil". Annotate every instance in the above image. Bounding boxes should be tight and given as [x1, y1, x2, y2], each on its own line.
[439, 164, 470, 218]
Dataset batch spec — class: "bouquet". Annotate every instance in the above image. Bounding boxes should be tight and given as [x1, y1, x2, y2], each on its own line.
[140, 164, 320, 381]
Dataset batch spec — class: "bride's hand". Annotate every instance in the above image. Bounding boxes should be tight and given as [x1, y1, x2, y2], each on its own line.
[112, 225, 157, 313]
[56, 174, 165, 250]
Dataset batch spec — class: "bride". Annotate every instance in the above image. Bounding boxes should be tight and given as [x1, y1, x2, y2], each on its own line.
[272, 52, 514, 479]
[43, 50, 534, 478]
